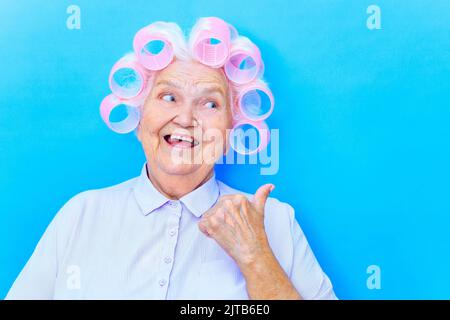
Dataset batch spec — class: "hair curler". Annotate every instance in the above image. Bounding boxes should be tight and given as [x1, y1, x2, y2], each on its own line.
[228, 23, 239, 41]
[190, 17, 231, 68]
[133, 26, 174, 71]
[229, 119, 270, 155]
[109, 54, 148, 100]
[224, 37, 264, 84]
[237, 82, 274, 121]
[100, 94, 141, 134]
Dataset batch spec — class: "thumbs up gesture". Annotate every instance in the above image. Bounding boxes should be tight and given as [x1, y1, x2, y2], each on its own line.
[198, 184, 275, 269]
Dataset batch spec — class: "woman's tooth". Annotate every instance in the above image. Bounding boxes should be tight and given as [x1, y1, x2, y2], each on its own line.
[168, 134, 195, 144]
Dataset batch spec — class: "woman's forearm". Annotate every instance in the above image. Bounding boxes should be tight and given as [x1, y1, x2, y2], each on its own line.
[240, 247, 303, 300]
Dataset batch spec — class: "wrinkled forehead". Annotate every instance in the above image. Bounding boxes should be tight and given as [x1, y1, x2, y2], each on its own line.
[153, 59, 229, 97]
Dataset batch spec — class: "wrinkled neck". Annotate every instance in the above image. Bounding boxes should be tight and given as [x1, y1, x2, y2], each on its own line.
[145, 163, 214, 200]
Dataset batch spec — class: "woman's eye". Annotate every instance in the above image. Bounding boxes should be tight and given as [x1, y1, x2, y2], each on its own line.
[205, 101, 218, 109]
[162, 94, 176, 102]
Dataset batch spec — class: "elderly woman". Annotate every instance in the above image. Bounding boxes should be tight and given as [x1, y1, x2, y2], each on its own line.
[7, 17, 336, 300]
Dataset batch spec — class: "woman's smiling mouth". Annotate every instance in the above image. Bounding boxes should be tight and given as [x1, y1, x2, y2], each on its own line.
[163, 134, 200, 148]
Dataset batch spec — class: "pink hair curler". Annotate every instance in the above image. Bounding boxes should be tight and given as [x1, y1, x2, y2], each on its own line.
[133, 26, 174, 71]
[229, 119, 270, 155]
[109, 54, 148, 100]
[237, 82, 274, 121]
[191, 17, 231, 68]
[224, 38, 264, 84]
[100, 94, 141, 134]
[228, 23, 239, 40]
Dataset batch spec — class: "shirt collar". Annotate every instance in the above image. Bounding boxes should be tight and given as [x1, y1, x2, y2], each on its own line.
[132, 163, 220, 218]
[179, 170, 220, 218]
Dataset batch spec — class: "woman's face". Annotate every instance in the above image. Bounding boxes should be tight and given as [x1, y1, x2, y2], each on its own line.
[137, 59, 233, 177]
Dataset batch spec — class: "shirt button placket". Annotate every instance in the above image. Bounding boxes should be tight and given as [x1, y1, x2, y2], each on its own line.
[159, 200, 181, 299]
[159, 279, 167, 287]
[164, 256, 172, 264]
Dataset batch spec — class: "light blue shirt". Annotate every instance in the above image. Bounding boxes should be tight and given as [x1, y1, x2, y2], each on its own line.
[6, 163, 337, 300]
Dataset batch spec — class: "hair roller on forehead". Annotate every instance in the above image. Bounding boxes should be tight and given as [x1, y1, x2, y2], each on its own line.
[188, 17, 232, 68]
[100, 17, 274, 155]
[133, 21, 188, 70]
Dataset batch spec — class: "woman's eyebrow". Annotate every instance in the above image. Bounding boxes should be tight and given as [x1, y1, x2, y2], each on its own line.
[198, 86, 225, 97]
[155, 79, 226, 97]
[154, 79, 182, 89]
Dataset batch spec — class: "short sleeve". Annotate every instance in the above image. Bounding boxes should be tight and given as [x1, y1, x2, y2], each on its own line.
[287, 205, 338, 300]
[5, 192, 85, 300]
[5, 215, 59, 299]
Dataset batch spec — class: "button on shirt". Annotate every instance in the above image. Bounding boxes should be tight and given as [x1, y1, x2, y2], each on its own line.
[6, 163, 337, 300]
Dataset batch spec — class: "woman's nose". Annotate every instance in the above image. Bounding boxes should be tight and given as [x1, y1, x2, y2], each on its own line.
[172, 104, 197, 128]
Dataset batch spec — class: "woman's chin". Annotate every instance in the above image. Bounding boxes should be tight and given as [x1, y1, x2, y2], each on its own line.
[158, 161, 202, 176]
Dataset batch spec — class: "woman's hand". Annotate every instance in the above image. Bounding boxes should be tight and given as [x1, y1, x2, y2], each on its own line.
[198, 184, 302, 300]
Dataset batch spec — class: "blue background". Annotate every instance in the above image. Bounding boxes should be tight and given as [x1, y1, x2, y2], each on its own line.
[1, 0, 449, 299]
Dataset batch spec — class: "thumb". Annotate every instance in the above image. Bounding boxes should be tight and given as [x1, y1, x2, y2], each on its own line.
[252, 184, 275, 211]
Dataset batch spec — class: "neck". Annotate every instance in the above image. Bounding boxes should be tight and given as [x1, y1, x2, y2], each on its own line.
[145, 163, 214, 200]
